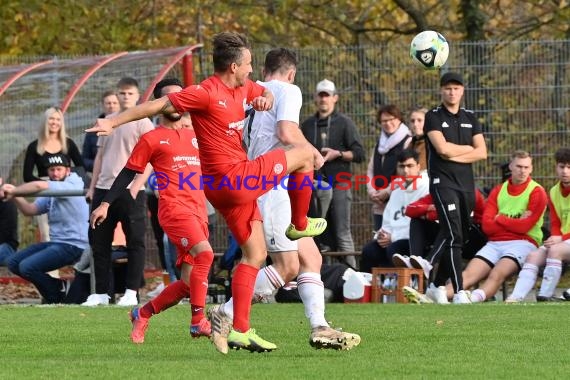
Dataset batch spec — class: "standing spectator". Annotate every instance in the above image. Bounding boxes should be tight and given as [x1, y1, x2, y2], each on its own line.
[365, 104, 411, 230]
[83, 77, 154, 307]
[408, 107, 428, 172]
[2, 154, 88, 303]
[359, 150, 429, 273]
[23, 106, 84, 242]
[82, 90, 120, 174]
[423, 72, 487, 303]
[301, 79, 365, 265]
[507, 148, 570, 302]
[88, 32, 326, 354]
[0, 177, 19, 265]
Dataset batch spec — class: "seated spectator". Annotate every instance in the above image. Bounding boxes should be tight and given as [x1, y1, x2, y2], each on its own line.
[2, 154, 88, 304]
[403, 188, 487, 277]
[0, 177, 19, 265]
[507, 148, 570, 302]
[360, 149, 429, 273]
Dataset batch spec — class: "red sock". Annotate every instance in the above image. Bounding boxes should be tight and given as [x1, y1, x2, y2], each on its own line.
[231, 263, 259, 332]
[287, 171, 313, 230]
[190, 250, 214, 324]
[142, 280, 189, 318]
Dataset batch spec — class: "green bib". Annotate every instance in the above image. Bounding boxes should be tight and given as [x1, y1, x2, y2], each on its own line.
[497, 180, 544, 244]
[549, 182, 570, 235]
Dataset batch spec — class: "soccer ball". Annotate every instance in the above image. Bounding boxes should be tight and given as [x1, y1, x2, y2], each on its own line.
[410, 31, 449, 69]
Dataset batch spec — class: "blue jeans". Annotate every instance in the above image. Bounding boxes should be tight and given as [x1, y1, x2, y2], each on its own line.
[163, 233, 179, 283]
[0, 243, 16, 266]
[7, 242, 83, 303]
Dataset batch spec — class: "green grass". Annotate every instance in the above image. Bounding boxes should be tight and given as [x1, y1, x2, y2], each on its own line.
[1, 303, 570, 379]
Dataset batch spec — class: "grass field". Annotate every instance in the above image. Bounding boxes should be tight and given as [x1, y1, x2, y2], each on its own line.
[1, 302, 570, 379]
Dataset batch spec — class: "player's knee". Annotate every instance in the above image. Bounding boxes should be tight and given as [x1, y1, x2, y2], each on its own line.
[194, 250, 214, 267]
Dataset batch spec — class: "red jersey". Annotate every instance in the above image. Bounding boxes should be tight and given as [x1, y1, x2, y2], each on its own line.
[168, 76, 265, 177]
[126, 126, 207, 222]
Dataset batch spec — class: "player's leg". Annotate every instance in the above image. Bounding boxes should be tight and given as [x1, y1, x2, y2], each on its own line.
[473, 257, 519, 302]
[538, 241, 570, 299]
[507, 247, 546, 302]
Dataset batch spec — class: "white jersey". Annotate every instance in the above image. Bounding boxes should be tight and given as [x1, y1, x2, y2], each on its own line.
[246, 79, 302, 160]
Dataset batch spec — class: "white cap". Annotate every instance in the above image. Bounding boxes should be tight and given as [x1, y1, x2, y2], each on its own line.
[316, 79, 336, 95]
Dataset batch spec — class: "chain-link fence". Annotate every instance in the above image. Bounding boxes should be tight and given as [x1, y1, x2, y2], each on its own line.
[1, 40, 569, 268]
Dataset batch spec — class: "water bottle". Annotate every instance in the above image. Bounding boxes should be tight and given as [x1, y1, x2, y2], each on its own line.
[388, 276, 397, 303]
[382, 277, 391, 303]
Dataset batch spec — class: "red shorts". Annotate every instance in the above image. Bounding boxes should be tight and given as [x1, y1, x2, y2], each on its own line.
[159, 209, 209, 268]
[204, 149, 288, 245]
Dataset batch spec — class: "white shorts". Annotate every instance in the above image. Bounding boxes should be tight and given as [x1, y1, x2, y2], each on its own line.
[475, 240, 536, 268]
[258, 186, 297, 253]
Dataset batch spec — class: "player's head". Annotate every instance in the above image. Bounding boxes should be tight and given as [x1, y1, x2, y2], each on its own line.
[439, 72, 464, 108]
[38, 106, 68, 155]
[117, 77, 140, 110]
[44, 153, 71, 181]
[509, 150, 532, 185]
[101, 90, 119, 116]
[213, 32, 252, 86]
[396, 149, 421, 179]
[554, 148, 570, 186]
[262, 48, 297, 83]
[377, 104, 403, 135]
[154, 78, 184, 122]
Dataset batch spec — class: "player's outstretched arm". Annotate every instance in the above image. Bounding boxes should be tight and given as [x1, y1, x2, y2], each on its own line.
[86, 97, 176, 136]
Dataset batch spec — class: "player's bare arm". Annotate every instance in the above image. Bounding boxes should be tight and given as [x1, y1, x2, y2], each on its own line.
[251, 89, 274, 111]
[86, 97, 176, 136]
[427, 130, 474, 159]
[448, 134, 488, 163]
[277, 120, 324, 170]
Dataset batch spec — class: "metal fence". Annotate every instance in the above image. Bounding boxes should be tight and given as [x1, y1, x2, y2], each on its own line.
[1, 40, 569, 268]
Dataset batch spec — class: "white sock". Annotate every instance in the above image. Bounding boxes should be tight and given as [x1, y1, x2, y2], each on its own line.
[254, 265, 285, 298]
[221, 297, 234, 319]
[509, 263, 538, 300]
[471, 289, 486, 303]
[297, 272, 328, 329]
[124, 289, 137, 298]
[538, 258, 562, 298]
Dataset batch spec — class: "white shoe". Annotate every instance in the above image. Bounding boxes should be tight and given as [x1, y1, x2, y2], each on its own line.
[410, 256, 433, 279]
[117, 293, 139, 306]
[452, 290, 472, 304]
[82, 293, 110, 306]
[147, 282, 165, 298]
[402, 286, 433, 304]
[425, 283, 449, 304]
[392, 254, 412, 268]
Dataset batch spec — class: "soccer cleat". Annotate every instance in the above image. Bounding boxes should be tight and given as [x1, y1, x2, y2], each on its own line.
[81, 293, 110, 306]
[536, 295, 561, 302]
[207, 305, 232, 354]
[129, 307, 149, 344]
[190, 318, 212, 338]
[409, 256, 433, 279]
[117, 293, 138, 307]
[227, 328, 277, 353]
[425, 283, 449, 304]
[561, 289, 570, 301]
[402, 286, 433, 304]
[309, 326, 361, 350]
[285, 217, 327, 241]
[392, 254, 412, 268]
[452, 290, 472, 304]
[504, 297, 522, 304]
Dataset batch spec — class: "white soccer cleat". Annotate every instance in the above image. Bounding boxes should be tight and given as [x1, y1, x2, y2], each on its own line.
[392, 254, 412, 268]
[425, 283, 449, 304]
[82, 293, 110, 306]
[410, 256, 433, 279]
[452, 290, 472, 304]
[402, 286, 433, 304]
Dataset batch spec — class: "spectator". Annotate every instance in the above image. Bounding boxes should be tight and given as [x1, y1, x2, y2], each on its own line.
[301, 79, 366, 265]
[23, 106, 85, 242]
[507, 148, 570, 302]
[422, 72, 487, 304]
[359, 150, 429, 273]
[2, 153, 88, 303]
[365, 104, 411, 230]
[82, 90, 120, 174]
[408, 107, 428, 172]
[83, 77, 154, 307]
[0, 177, 19, 265]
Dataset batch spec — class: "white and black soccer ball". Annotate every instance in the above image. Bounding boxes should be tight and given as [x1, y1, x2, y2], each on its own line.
[410, 31, 449, 69]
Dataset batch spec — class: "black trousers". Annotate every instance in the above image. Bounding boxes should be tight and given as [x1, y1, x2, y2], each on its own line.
[429, 186, 475, 293]
[90, 188, 146, 294]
